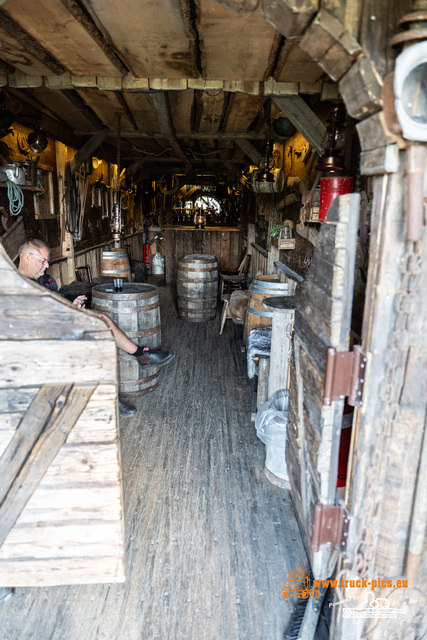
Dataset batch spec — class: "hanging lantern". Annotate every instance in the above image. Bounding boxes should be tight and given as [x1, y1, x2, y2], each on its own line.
[194, 207, 206, 229]
[318, 103, 347, 171]
[256, 138, 274, 183]
[111, 202, 123, 240]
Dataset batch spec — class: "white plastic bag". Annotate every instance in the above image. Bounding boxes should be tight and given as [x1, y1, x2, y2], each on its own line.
[255, 389, 289, 482]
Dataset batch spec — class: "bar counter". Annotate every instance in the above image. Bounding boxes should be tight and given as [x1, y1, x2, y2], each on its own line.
[163, 226, 243, 285]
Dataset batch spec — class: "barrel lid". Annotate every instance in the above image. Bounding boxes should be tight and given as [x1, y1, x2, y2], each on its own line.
[263, 296, 296, 311]
[92, 282, 158, 298]
[180, 253, 216, 261]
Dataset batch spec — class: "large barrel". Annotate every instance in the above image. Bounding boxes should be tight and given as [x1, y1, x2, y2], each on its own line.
[177, 254, 218, 322]
[101, 248, 132, 282]
[244, 274, 289, 344]
[91, 282, 161, 397]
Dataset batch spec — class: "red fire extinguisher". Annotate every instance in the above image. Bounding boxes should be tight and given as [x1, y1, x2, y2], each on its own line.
[143, 242, 151, 264]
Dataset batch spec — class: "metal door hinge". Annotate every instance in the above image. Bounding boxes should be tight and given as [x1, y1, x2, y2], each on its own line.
[312, 504, 350, 556]
[323, 345, 367, 407]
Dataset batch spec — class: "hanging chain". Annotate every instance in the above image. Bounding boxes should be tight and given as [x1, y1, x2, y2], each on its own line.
[116, 108, 121, 196]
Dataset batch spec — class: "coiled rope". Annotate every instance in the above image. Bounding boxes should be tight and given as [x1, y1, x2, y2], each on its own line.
[6, 179, 24, 215]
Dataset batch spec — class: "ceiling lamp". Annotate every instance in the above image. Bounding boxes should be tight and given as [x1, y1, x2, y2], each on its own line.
[257, 138, 274, 183]
[27, 126, 48, 153]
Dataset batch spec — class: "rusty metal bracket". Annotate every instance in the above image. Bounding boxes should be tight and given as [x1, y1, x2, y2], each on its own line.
[323, 345, 367, 407]
[312, 504, 350, 556]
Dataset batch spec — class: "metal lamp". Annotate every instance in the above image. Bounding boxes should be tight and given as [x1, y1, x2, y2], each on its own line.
[27, 126, 48, 153]
[257, 139, 274, 183]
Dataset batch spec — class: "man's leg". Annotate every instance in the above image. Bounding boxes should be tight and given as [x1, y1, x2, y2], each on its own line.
[100, 314, 174, 367]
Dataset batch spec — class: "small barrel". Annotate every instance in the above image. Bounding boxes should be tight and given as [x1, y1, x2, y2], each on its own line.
[101, 248, 132, 282]
[91, 282, 161, 397]
[244, 274, 289, 344]
[177, 254, 218, 322]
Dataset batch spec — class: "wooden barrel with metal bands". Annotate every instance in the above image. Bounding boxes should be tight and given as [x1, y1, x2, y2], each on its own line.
[244, 274, 289, 344]
[176, 254, 218, 322]
[92, 282, 161, 397]
[101, 248, 132, 283]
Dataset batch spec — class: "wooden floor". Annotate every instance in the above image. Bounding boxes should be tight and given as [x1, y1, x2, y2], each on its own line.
[0, 278, 308, 640]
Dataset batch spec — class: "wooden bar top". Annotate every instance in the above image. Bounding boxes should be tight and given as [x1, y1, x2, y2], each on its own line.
[163, 226, 240, 231]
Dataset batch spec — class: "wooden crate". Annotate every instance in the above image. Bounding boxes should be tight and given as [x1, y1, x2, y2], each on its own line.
[0, 245, 125, 586]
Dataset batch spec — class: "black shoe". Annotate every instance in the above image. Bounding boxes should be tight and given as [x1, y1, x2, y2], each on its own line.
[118, 398, 137, 417]
[137, 348, 175, 367]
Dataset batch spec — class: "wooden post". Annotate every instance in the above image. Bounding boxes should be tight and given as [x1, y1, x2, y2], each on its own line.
[55, 141, 75, 284]
[265, 300, 295, 398]
[257, 356, 270, 409]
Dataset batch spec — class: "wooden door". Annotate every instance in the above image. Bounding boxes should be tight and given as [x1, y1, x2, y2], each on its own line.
[331, 159, 427, 640]
[287, 193, 360, 579]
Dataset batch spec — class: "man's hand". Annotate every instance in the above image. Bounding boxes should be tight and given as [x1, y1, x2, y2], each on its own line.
[73, 295, 87, 309]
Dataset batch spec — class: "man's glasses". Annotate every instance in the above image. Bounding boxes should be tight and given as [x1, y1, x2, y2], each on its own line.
[30, 253, 50, 265]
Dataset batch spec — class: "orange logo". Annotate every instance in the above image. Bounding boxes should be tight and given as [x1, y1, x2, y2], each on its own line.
[281, 566, 321, 600]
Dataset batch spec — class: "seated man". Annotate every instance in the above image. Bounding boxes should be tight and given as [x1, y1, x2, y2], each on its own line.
[17, 239, 175, 415]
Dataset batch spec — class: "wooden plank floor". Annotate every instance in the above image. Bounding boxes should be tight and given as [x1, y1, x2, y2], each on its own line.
[0, 278, 308, 640]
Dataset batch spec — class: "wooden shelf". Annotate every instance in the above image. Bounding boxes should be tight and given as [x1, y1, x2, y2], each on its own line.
[0, 183, 44, 193]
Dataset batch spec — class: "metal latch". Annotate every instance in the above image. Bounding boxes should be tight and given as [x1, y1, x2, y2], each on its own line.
[323, 345, 367, 407]
[311, 504, 350, 556]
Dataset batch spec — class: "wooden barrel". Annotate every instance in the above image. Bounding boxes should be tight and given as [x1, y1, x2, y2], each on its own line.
[101, 248, 132, 283]
[91, 282, 161, 397]
[177, 254, 218, 322]
[244, 275, 289, 344]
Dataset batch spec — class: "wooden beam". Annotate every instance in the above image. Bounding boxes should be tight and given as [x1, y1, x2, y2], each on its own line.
[339, 55, 383, 121]
[55, 140, 75, 282]
[234, 138, 263, 166]
[0, 384, 94, 547]
[0, 9, 66, 74]
[299, 10, 361, 82]
[272, 95, 326, 152]
[59, 0, 128, 75]
[74, 130, 267, 140]
[70, 132, 109, 173]
[262, 0, 318, 37]
[150, 92, 191, 171]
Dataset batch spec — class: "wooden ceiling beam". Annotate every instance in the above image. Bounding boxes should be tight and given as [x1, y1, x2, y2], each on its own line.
[69, 132, 109, 173]
[59, 0, 129, 75]
[234, 139, 263, 166]
[0, 9, 66, 75]
[272, 95, 326, 152]
[150, 91, 191, 171]
[74, 130, 267, 140]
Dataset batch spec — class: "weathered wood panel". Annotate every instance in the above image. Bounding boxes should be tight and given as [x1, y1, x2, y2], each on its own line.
[0, 245, 125, 586]
[0, 276, 308, 637]
[287, 193, 360, 579]
[163, 228, 242, 284]
[2, 0, 120, 76]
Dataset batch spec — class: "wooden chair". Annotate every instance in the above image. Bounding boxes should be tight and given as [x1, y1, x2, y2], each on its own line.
[75, 265, 92, 282]
[219, 289, 251, 335]
[219, 253, 251, 296]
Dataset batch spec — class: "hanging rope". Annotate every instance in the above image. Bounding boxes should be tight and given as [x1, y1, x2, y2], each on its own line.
[6, 179, 24, 215]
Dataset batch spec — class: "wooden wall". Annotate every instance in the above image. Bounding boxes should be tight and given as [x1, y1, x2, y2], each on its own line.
[164, 228, 243, 284]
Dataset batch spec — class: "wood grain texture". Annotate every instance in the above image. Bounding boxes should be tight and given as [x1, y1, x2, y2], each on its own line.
[0, 277, 308, 639]
[287, 194, 360, 578]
